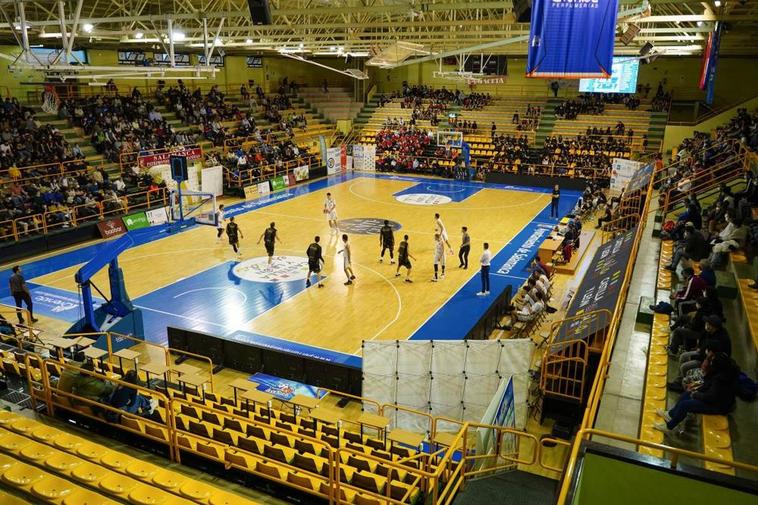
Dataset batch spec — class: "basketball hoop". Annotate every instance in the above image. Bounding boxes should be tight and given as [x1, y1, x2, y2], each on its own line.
[41, 85, 60, 114]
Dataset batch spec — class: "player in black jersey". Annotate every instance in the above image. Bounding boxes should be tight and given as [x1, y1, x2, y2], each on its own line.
[306, 236, 325, 288]
[226, 217, 243, 258]
[379, 220, 395, 264]
[394, 234, 416, 283]
[257, 222, 282, 267]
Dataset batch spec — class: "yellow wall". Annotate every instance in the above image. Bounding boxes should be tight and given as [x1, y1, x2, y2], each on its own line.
[370, 56, 758, 106]
[662, 95, 758, 154]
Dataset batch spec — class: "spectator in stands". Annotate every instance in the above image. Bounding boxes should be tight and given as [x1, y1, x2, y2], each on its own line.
[698, 259, 716, 288]
[655, 352, 738, 434]
[667, 293, 722, 355]
[666, 223, 707, 271]
[668, 315, 732, 393]
[108, 369, 158, 418]
[71, 362, 114, 408]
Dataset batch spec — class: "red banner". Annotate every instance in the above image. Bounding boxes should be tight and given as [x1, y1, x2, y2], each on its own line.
[138, 147, 203, 168]
[340, 145, 347, 174]
[96, 218, 127, 239]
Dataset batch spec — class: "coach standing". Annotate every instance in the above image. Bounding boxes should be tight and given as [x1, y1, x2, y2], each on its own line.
[458, 226, 471, 269]
[477, 243, 492, 296]
[9, 266, 37, 324]
[551, 184, 560, 218]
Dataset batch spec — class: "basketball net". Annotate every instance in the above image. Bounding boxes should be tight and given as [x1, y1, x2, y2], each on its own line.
[41, 85, 60, 115]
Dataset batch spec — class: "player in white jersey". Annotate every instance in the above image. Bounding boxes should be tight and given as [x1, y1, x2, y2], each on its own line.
[324, 192, 338, 233]
[215, 204, 226, 242]
[338, 233, 356, 285]
[432, 233, 446, 281]
[434, 212, 454, 255]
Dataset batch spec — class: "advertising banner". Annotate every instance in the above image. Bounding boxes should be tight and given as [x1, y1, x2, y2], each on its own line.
[145, 207, 169, 226]
[362, 144, 376, 171]
[626, 162, 653, 193]
[250, 372, 328, 401]
[257, 181, 271, 195]
[326, 147, 342, 175]
[353, 144, 364, 171]
[270, 175, 288, 191]
[138, 147, 202, 168]
[293, 165, 310, 181]
[526, 0, 620, 78]
[96, 218, 126, 239]
[346, 155, 353, 172]
[610, 158, 641, 194]
[243, 184, 258, 200]
[122, 211, 149, 231]
[556, 226, 638, 343]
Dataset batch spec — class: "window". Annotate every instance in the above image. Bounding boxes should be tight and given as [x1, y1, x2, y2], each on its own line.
[118, 50, 145, 65]
[152, 52, 190, 66]
[246, 56, 263, 68]
[32, 47, 88, 64]
[198, 54, 224, 67]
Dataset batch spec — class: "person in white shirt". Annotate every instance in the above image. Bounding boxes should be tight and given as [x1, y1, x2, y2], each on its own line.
[432, 233, 446, 282]
[215, 204, 225, 241]
[324, 192, 338, 233]
[434, 212, 454, 254]
[338, 234, 356, 285]
[506, 290, 545, 327]
[477, 242, 492, 296]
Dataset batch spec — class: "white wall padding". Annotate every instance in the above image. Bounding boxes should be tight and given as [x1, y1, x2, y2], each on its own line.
[362, 339, 533, 431]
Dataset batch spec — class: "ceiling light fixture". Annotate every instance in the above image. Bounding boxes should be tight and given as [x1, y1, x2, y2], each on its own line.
[83, 23, 94, 33]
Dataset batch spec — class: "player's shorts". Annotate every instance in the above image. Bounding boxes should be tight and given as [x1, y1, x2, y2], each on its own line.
[343, 258, 351, 270]
[265, 242, 275, 256]
[327, 211, 337, 221]
[434, 252, 446, 265]
[399, 257, 412, 269]
[228, 236, 238, 245]
[382, 241, 394, 250]
[308, 259, 321, 273]
[440, 230, 449, 242]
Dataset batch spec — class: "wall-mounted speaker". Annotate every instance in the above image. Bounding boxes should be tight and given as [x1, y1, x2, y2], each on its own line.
[248, 0, 272, 25]
[620, 24, 640, 45]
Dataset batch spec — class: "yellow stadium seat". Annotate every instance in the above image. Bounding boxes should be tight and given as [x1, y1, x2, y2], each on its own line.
[45, 452, 83, 472]
[63, 488, 121, 505]
[2, 461, 44, 487]
[152, 470, 187, 491]
[101, 450, 135, 471]
[72, 461, 110, 483]
[19, 441, 56, 462]
[99, 473, 138, 495]
[179, 480, 214, 501]
[0, 432, 31, 452]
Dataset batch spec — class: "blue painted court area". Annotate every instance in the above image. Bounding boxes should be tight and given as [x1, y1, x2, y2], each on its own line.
[1, 172, 585, 368]
[134, 261, 308, 345]
[0, 282, 104, 323]
[393, 181, 482, 202]
[410, 190, 580, 341]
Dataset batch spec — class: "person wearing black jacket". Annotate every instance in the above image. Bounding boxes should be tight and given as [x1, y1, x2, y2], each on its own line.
[667, 295, 721, 354]
[669, 315, 731, 391]
[667, 224, 708, 271]
[655, 352, 737, 432]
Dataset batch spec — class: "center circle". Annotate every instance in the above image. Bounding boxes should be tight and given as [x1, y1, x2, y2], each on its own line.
[395, 193, 452, 205]
[338, 218, 402, 235]
[232, 256, 309, 283]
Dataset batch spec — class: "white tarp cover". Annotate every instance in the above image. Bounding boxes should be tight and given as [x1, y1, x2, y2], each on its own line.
[362, 339, 533, 432]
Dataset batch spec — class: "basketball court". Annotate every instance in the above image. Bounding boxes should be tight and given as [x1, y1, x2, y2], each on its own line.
[4, 173, 579, 365]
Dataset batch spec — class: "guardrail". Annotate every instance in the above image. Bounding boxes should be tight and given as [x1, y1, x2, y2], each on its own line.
[0, 187, 169, 243]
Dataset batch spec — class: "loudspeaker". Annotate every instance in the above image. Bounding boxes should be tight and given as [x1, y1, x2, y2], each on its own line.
[170, 155, 188, 182]
[248, 0, 272, 25]
[639, 42, 654, 56]
[620, 24, 640, 45]
[513, 0, 532, 23]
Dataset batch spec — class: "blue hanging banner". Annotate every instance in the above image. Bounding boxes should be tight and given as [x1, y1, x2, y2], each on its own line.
[526, 0, 620, 79]
[702, 22, 723, 106]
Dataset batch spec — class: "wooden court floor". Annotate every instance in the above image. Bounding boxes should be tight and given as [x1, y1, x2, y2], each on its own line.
[31, 177, 550, 355]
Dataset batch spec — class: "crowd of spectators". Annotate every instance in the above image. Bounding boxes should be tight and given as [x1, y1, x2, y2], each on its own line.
[554, 93, 641, 120]
[222, 136, 309, 184]
[539, 134, 631, 177]
[0, 98, 74, 170]
[0, 166, 129, 238]
[375, 127, 433, 169]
